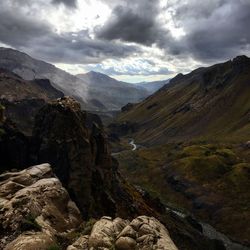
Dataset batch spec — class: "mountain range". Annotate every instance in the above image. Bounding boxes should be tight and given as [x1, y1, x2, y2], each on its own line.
[111, 55, 250, 245]
[0, 47, 249, 249]
[116, 55, 250, 144]
[0, 47, 167, 111]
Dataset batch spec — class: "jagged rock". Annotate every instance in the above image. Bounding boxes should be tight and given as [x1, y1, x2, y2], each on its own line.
[0, 97, 227, 250]
[4, 232, 54, 250]
[121, 103, 135, 112]
[31, 97, 158, 220]
[32, 97, 116, 218]
[67, 235, 89, 250]
[0, 164, 82, 249]
[0, 119, 30, 172]
[68, 216, 178, 250]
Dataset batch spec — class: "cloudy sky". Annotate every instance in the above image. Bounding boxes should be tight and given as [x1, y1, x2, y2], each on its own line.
[0, 0, 249, 82]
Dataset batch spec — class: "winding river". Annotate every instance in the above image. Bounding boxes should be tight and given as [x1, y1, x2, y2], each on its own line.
[129, 139, 137, 151]
[129, 139, 250, 250]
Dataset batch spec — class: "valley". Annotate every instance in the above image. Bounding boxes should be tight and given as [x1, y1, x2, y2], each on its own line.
[0, 1, 249, 249]
[0, 51, 249, 250]
[108, 56, 250, 248]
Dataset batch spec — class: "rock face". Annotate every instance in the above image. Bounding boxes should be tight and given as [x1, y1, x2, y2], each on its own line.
[32, 97, 116, 218]
[0, 119, 30, 172]
[0, 68, 64, 102]
[0, 68, 64, 135]
[0, 164, 179, 250]
[0, 97, 227, 250]
[0, 164, 82, 250]
[68, 216, 178, 250]
[31, 97, 165, 221]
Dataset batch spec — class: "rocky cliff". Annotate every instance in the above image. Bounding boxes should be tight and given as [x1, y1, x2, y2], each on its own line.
[0, 164, 82, 250]
[0, 97, 227, 249]
[0, 164, 178, 250]
[0, 69, 64, 135]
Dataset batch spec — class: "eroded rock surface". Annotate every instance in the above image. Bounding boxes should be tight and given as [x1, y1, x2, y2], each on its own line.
[0, 164, 82, 249]
[68, 216, 178, 250]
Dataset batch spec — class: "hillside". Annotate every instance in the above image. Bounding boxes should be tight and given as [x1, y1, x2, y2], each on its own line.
[0, 68, 64, 101]
[111, 56, 250, 246]
[116, 55, 250, 145]
[76, 71, 149, 110]
[0, 48, 159, 111]
[0, 69, 64, 134]
[0, 97, 223, 250]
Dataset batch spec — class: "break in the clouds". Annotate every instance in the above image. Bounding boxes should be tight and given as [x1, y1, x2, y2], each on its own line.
[85, 59, 173, 76]
[0, 0, 249, 81]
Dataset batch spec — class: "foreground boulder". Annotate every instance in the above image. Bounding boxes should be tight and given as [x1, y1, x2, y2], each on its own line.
[0, 97, 227, 250]
[68, 216, 178, 250]
[0, 164, 178, 250]
[0, 164, 82, 249]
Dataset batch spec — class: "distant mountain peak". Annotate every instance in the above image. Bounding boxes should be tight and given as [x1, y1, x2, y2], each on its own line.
[233, 55, 249, 61]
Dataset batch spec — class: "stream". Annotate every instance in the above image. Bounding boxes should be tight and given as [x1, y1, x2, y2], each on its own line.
[129, 139, 137, 151]
[166, 207, 249, 250]
[129, 139, 250, 250]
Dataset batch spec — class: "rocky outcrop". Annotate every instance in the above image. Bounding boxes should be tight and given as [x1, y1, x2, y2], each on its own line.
[1, 98, 46, 135]
[68, 216, 178, 250]
[0, 97, 228, 250]
[0, 119, 30, 172]
[32, 97, 116, 218]
[0, 164, 82, 250]
[0, 68, 64, 135]
[0, 164, 179, 250]
[121, 103, 135, 112]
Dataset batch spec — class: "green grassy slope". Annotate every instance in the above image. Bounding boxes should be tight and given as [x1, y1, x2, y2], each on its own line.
[113, 56, 250, 245]
[118, 56, 250, 145]
[115, 142, 250, 244]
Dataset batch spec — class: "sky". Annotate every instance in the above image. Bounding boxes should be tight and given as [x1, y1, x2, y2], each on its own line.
[0, 0, 249, 82]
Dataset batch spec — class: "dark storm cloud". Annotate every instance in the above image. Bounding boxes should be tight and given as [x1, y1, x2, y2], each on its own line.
[184, 1, 250, 61]
[51, 0, 77, 8]
[98, 0, 250, 63]
[0, 10, 51, 47]
[0, 0, 250, 68]
[96, 0, 166, 46]
[0, 1, 140, 64]
[167, 0, 250, 62]
[29, 32, 140, 64]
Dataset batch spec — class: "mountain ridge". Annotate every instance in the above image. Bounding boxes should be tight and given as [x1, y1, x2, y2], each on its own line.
[0, 47, 166, 111]
[116, 55, 250, 144]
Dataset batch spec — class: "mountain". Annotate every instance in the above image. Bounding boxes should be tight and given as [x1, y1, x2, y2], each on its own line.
[135, 79, 169, 94]
[110, 55, 250, 245]
[0, 96, 225, 250]
[0, 69, 64, 135]
[0, 164, 178, 250]
[76, 71, 149, 110]
[116, 55, 250, 145]
[0, 47, 101, 109]
[0, 48, 156, 111]
[0, 68, 64, 101]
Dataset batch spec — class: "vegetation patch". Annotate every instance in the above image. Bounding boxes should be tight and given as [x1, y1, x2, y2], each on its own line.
[21, 214, 42, 231]
[114, 141, 250, 243]
[47, 244, 61, 250]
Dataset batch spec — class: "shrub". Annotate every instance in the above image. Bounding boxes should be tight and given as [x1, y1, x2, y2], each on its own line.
[47, 244, 61, 250]
[21, 214, 42, 231]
